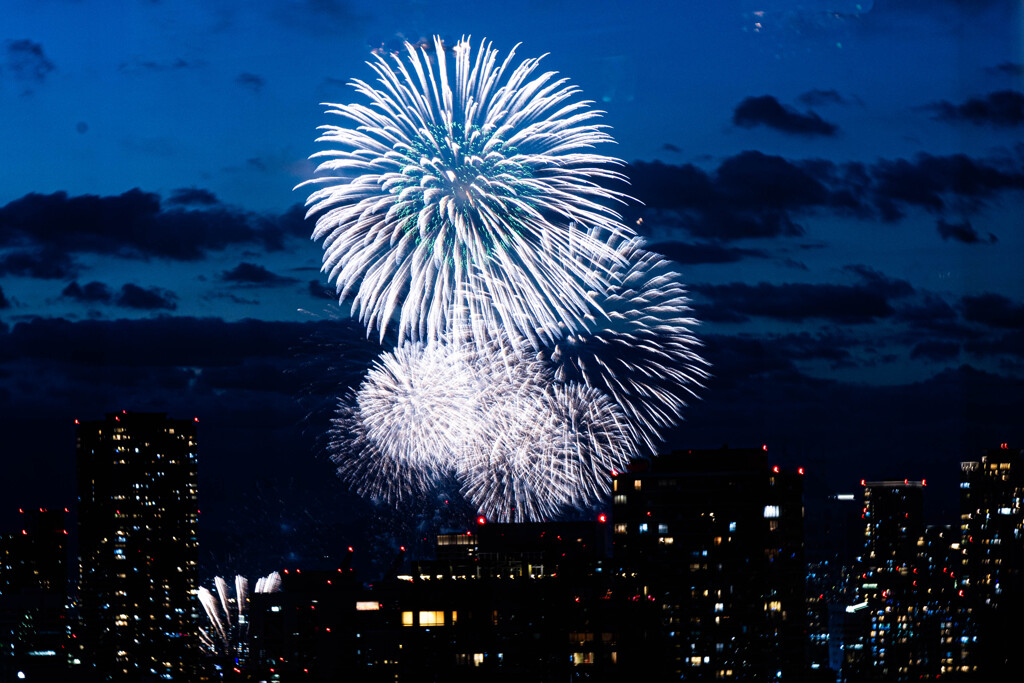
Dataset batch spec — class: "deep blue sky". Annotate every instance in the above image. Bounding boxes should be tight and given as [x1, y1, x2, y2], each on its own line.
[1, 1, 1022, 575]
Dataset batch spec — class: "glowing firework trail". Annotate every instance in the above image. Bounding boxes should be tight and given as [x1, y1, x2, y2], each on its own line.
[330, 332, 637, 519]
[198, 572, 281, 658]
[330, 340, 483, 504]
[301, 36, 635, 347]
[307, 37, 708, 522]
[542, 239, 710, 450]
[459, 379, 636, 522]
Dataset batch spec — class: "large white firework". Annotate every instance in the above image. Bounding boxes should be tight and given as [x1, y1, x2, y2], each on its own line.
[459, 380, 636, 522]
[330, 340, 483, 504]
[198, 572, 281, 660]
[329, 332, 637, 518]
[540, 238, 710, 451]
[301, 36, 635, 347]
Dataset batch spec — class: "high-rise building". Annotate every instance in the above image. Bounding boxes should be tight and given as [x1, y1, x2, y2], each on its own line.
[857, 479, 926, 680]
[0, 508, 70, 680]
[960, 445, 1024, 677]
[611, 447, 806, 681]
[76, 411, 200, 681]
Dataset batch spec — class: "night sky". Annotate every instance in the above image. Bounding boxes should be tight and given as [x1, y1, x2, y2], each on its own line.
[1, 1, 1022, 576]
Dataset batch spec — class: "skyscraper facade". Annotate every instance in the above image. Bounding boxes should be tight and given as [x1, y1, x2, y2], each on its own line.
[76, 411, 200, 681]
[611, 447, 806, 681]
[960, 445, 1024, 677]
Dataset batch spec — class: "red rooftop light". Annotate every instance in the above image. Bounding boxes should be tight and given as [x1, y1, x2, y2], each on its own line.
[762, 444, 768, 451]
[597, 513, 608, 524]
[477, 515, 487, 525]
[772, 465, 779, 473]
[797, 467, 805, 475]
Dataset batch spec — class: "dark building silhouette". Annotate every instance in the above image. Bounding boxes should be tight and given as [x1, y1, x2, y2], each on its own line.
[0, 508, 70, 681]
[960, 445, 1024, 678]
[246, 521, 617, 682]
[611, 447, 807, 681]
[858, 480, 927, 680]
[76, 411, 200, 681]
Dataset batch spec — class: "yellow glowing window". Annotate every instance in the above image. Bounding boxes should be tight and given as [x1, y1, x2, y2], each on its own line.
[419, 610, 445, 626]
[767, 601, 782, 611]
[401, 611, 414, 627]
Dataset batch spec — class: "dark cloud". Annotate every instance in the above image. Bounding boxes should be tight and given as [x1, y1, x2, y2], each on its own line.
[966, 331, 1024, 359]
[650, 241, 768, 265]
[118, 57, 204, 74]
[692, 281, 896, 324]
[76, 121, 88, 134]
[627, 150, 1024, 242]
[3, 39, 55, 91]
[985, 62, 1024, 77]
[925, 90, 1024, 128]
[732, 95, 839, 137]
[910, 341, 960, 362]
[0, 190, 309, 261]
[0, 248, 77, 279]
[936, 218, 997, 244]
[62, 281, 113, 304]
[841, 265, 915, 299]
[661, 143, 681, 153]
[115, 284, 177, 310]
[308, 280, 336, 300]
[166, 188, 220, 207]
[962, 293, 1024, 330]
[0, 286, 8, 309]
[221, 262, 299, 286]
[236, 72, 266, 93]
[272, 0, 366, 35]
[869, 153, 1024, 220]
[797, 88, 849, 107]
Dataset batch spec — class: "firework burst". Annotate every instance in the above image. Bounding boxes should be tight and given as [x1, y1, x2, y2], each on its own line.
[541, 239, 710, 451]
[301, 36, 635, 347]
[198, 572, 281, 661]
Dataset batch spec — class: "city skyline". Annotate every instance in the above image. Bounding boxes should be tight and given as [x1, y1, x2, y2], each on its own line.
[1, 1, 1022, 571]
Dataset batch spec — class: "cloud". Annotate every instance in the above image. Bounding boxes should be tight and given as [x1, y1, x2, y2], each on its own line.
[118, 57, 204, 74]
[166, 188, 220, 207]
[692, 281, 896, 324]
[221, 262, 299, 286]
[626, 150, 1024, 242]
[797, 88, 850, 107]
[925, 90, 1024, 127]
[0, 189, 309, 262]
[236, 72, 266, 93]
[3, 39, 55, 93]
[985, 62, 1024, 77]
[936, 218, 997, 244]
[308, 280, 336, 300]
[661, 143, 681, 153]
[0, 248, 78, 279]
[868, 153, 1024, 220]
[62, 281, 113, 304]
[841, 265, 915, 299]
[650, 241, 767, 265]
[732, 95, 839, 137]
[910, 341, 960, 362]
[0, 286, 8, 309]
[962, 293, 1024, 330]
[272, 0, 366, 35]
[115, 284, 177, 310]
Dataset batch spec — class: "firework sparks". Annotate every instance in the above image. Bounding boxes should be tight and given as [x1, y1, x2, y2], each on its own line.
[198, 572, 281, 660]
[301, 36, 635, 347]
[542, 239, 710, 450]
[307, 37, 706, 522]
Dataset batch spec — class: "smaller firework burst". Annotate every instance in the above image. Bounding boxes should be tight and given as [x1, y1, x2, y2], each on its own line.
[198, 572, 281, 663]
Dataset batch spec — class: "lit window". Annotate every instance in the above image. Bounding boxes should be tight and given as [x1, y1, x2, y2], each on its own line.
[613, 523, 627, 535]
[419, 610, 445, 627]
[401, 611, 414, 627]
[638, 523, 648, 533]
[763, 505, 780, 519]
